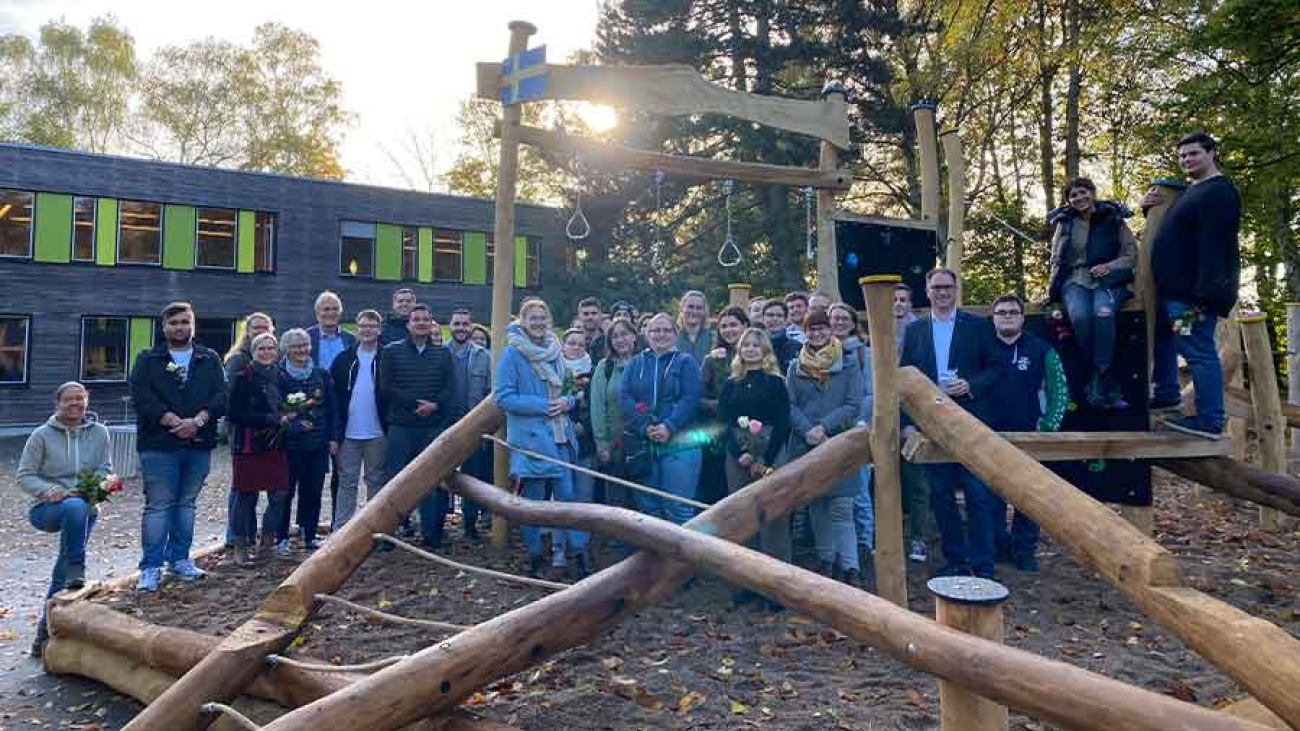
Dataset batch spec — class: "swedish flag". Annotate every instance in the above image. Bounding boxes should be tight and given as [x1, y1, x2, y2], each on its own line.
[500, 45, 548, 106]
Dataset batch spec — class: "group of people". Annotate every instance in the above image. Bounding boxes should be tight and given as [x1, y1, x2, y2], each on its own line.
[18, 130, 1239, 655]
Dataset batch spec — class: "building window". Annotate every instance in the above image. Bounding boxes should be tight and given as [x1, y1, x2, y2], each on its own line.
[0, 189, 34, 258]
[434, 230, 462, 282]
[526, 237, 542, 287]
[195, 207, 237, 269]
[118, 200, 163, 264]
[401, 227, 419, 280]
[339, 220, 374, 277]
[81, 317, 130, 382]
[254, 211, 275, 272]
[196, 318, 235, 356]
[485, 233, 495, 284]
[72, 196, 96, 262]
[0, 316, 29, 384]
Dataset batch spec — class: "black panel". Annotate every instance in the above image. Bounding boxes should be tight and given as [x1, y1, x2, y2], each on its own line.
[834, 218, 938, 310]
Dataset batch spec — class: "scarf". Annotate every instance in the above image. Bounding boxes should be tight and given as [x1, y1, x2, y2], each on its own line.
[562, 351, 593, 377]
[250, 361, 282, 413]
[798, 337, 842, 386]
[283, 357, 315, 381]
[507, 323, 567, 442]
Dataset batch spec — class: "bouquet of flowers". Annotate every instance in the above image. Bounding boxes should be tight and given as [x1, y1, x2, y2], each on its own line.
[166, 360, 185, 387]
[735, 416, 769, 459]
[74, 470, 124, 507]
[1171, 306, 1203, 336]
[562, 371, 590, 402]
[270, 390, 320, 446]
[1046, 307, 1074, 344]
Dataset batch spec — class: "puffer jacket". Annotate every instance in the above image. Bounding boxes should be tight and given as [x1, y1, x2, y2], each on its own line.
[17, 415, 112, 506]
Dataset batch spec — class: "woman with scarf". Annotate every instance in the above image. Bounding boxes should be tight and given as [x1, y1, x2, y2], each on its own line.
[226, 333, 293, 565]
[718, 328, 791, 605]
[590, 317, 639, 516]
[1047, 177, 1137, 409]
[786, 310, 864, 586]
[697, 306, 749, 505]
[494, 299, 588, 579]
[548, 328, 595, 575]
[618, 313, 703, 525]
[277, 328, 336, 555]
[221, 312, 275, 548]
[830, 302, 875, 562]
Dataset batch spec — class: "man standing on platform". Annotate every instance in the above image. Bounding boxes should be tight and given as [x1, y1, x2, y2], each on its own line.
[130, 302, 228, 592]
[1145, 132, 1241, 439]
[379, 304, 454, 548]
[899, 269, 1005, 579]
[307, 290, 357, 527]
[983, 294, 1068, 571]
[446, 308, 492, 540]
[380, 288, 417, 346]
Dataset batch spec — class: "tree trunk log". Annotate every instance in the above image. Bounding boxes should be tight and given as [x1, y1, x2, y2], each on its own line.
[261, 470, 1266, 731]
[897, 367, 1300, 727]
[1240, 314, 1288, 532]
[1154, 458, 1300, 518]
[124, 400, 505, 731]
[254, 427, 877, 731]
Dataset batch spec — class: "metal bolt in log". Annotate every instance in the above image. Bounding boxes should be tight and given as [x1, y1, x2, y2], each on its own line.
[928, 576, 1010, 731]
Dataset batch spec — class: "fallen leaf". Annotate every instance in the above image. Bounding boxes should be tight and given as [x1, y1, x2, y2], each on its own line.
[676, 691, 706, 713]
[729, 699, 750, 714]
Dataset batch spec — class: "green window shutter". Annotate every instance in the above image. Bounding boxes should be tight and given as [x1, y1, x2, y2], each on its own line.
[513, 235, 528, 287]
[418, 227, 434, 283]
[128, 317, 154, 373]
[95, 198, 117, 266]
[342, 322, 358, 336]
[463, 231, 487, 285]
[375, 223, 402, 281]
[33, 192, 73, 263]
[237, 211, 256, 273]
[162, 205, 196, 270]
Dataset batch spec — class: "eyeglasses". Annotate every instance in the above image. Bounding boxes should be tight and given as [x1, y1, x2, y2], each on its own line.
[928, 284, 955, 291]
[992, 310, 1023, 317]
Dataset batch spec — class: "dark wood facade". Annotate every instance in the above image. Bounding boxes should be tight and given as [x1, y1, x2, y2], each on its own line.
[0, 143, 560, 427]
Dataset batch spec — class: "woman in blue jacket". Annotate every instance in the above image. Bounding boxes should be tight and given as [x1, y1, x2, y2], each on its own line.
[277, 328, 336, 554]
[493, 298, 588, 580]
[618, 312, 703, 525]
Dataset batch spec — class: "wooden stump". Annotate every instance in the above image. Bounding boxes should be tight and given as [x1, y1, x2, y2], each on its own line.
[1240, 313, 1287, 532]
[727, 283, 751, 308]
[929, 577, 1009, 731]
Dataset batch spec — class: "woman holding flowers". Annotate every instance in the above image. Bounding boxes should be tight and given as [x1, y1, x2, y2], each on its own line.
[590, 317, 639, 513]
[18, 382, 115, 658]
[277, 328, 336, 554]
[226, 333, 293, 565]
[787, 310, 864, 586]
[718, 328, 791, 597]
[698, 306, 749, 505]
[554, 328, 595, 575]
[494, 299, 588, 579]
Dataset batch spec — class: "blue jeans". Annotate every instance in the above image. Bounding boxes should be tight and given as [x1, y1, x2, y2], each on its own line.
[387, 425, 441, 538]
[854, 465, 875, 551]
[637, 447, 702, 525]
[30, 497, 97, 621]
[1153, 299, 1224, 428]
[990, 495, 1040, 558]
[925, 463, 997, 576]
[139, 449, 211, 570]
[551, 451, 592, 557]
[284, 448, 330, 543]
[459, 444, 492, 529]
[1062, 283, 1119, 376]
[517, 475, 572, 557]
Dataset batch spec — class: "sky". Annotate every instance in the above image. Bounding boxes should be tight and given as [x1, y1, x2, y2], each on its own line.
[0, 0, 603, 188]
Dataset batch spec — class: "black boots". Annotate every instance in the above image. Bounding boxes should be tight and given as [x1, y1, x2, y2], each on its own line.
[63, 561, 86, 591]
[31, 623, 49, 659]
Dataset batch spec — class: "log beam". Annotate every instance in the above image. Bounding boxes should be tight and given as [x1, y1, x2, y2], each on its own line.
[904, 430, 1234, 463]
[861, 275, 907, 606]
[264, 472, 1266, 731]
[515, 125, 851, 191]
[254, 426, 877, 731]
[1240, 313, 1288, 532]
[1154, 458, 1300, 518]
[940, 131, 966, 298]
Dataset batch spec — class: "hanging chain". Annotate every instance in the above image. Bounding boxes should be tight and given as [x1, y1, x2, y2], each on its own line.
[566, 157, 591, 241]
[650, 169, 667, 273]
[803, 186, 816, 261]
[718, 179, 741, 267]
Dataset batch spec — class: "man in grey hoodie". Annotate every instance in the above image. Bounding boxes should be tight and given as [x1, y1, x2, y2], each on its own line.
[17, 382, 112, 658]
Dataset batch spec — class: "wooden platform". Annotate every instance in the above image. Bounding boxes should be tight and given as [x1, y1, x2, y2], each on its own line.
[903, 431, 1235, 464]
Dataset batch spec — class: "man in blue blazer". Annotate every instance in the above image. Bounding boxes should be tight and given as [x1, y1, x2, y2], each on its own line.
[899, 268, 1007, 579]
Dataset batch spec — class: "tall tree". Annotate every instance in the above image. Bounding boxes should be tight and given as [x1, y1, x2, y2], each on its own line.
[133, 40, 244, 166]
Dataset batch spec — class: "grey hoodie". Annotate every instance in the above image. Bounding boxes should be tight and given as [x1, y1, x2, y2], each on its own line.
[17, 415, 112, 505]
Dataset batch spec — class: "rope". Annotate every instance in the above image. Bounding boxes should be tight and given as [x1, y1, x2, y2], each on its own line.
[200, 702, 261, 730]
[373, 533, 570, 590]
[481, 433, 710, 510]
[266, 653, 408, 673]
[314, 593, 469, 632]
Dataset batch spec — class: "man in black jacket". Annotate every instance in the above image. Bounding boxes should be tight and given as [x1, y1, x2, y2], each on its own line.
[1145, 132, 1241, 438]
[899, 269, 1006, 579]
[330, 309, 387, 529]
[129, 302, 229, 592]
[378, 303, 454, 547]
[379, 288, 416, 346]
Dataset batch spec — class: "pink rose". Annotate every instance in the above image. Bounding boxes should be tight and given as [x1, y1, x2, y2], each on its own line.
[710, 347, 727, 360]
[748, 419, 763, 434]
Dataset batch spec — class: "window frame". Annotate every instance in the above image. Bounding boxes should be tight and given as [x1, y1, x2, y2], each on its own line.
[0, 189, 36, 260]
[338, 219, 377, 278]
[115, 199, 165, 267]
[401, 226, 419, 281]
[485, 233, 495, 285]
[79, 315, 132, 384]
[71, 195, 97, 263]
[433, 229, 463, 282]
[253, 211, 276, 273]
[0, 314, 31, 386]
[194, 206, 239, 271]
[526, 237, 542, 287]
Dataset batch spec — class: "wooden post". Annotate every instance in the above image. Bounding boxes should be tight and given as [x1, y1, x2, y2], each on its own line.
[1136, 181, 1182, 374]
[1288, 303, 1299, 473]
[912, 103, 941, 228]
[489, 20, 537, 551]
[1240, 313, 1287, 532]
[940, 130, 966, 301]
[861, 274, 907, 607]
[816, 82, 847, 300]
[1221, 315, 1249, 461]
[727, 283, 751, 309]
[929, 577, 1010, 731]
